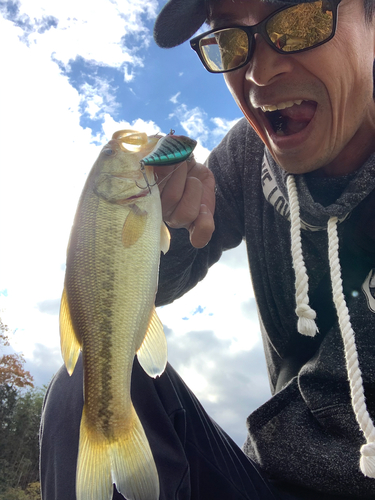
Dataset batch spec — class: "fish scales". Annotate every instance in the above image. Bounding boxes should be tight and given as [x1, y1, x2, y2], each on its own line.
[60, 131, 170, 500]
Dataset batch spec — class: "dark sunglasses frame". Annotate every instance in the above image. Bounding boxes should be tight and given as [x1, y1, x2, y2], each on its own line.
[190, 0, 342, 73]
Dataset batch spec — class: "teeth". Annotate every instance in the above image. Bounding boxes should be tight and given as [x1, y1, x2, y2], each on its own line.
[261, 99, 303, 113]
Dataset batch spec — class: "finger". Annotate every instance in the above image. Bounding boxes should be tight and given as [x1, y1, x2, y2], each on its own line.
[164, 176, 203, 228]
[156, 158, 193, 196]
[158, 162, 189, 218]
[189, 204, 215, 248]
[183, 159, 215, 215]
[200, 168, 216, 218]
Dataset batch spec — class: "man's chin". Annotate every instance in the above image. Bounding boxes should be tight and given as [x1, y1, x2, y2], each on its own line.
[267, 146, 328, 175]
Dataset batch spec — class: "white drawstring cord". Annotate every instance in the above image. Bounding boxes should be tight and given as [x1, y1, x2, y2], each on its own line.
[287, 175, 318, 337]
[286, 173, 374, 477]
[327, 216, 375, 478]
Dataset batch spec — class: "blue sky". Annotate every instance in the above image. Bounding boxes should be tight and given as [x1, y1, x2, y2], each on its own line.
[0, 0, 270, 446]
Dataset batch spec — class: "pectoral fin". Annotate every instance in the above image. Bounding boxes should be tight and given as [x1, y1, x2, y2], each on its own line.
[59, 287, 82, 375]
[122, 204, 148, 248]
[137, 308, 167, 378]
[160, 222, 170, 254]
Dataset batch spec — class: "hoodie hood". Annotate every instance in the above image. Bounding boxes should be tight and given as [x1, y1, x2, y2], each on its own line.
[262, 148, 375, 230]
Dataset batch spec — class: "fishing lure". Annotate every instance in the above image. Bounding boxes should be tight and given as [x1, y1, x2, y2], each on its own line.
[139, 130, 197, 192]
[141, 130, 197, 167]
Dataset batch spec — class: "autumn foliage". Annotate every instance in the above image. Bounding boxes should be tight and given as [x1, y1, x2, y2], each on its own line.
[0, 319, 34, 389]
[0, 317, 44, 498]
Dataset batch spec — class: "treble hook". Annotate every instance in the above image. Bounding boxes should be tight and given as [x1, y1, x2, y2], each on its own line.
[135, 161, 157, 193]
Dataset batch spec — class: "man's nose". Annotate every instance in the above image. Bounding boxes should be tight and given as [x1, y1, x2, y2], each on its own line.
[245, 34, 295, 86]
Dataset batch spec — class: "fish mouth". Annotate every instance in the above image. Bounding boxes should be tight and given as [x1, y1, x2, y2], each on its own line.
[108, 168, 154, 203]
[127, 189, 149, 200]
[107, 174, 150, 205]
[257, 99, 318, 137]
[115, 189, 150, 205]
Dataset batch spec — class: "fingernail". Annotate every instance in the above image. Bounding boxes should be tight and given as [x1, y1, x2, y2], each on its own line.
[200, 204, 208, 214]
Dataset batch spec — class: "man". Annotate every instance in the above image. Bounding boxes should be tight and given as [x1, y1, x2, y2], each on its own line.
[40, 0, 375, 498]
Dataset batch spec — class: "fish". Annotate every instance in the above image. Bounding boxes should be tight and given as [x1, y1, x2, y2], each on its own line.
[59, 129, 171, 500]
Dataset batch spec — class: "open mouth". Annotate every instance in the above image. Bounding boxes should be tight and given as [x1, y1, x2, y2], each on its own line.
[262, 100, 317, 137]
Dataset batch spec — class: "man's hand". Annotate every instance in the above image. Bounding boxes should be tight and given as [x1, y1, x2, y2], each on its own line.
[155, 159, 216, 248]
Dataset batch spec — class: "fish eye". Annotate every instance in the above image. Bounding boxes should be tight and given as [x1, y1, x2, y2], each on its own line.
[102, 147, 115, 156]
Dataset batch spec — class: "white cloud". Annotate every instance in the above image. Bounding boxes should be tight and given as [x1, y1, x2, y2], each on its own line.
[211, 116, 242, 138]
[171, 104, 209, 141]
[193, 142, 210, 164]
[100, 113, 162, 141]
[169, 102, 242, 154]
[124, 66, 135, 82]
[26, 343, 64, 388]
[1, 0, 158, 76]
[158, 242, 259, 354]
[80, 77, 120, 120]
[169, 91, 181, 104]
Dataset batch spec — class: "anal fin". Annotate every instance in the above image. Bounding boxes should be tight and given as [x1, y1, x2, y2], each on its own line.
[137, 308, 167, 378]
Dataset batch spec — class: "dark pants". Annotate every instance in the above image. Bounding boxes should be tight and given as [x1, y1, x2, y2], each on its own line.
[40, 356, 295, 500]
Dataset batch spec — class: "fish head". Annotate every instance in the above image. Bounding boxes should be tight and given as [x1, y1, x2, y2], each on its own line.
[93, 131, 161, 204]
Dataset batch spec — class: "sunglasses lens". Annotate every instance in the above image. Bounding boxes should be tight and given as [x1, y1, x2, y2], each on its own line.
[266, 0, 334, 52]
[199, 28, 248, 72]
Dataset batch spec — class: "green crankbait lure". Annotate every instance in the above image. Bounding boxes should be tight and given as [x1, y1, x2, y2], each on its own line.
[140, 130, 197, 167]
[138, 130, 197, 192]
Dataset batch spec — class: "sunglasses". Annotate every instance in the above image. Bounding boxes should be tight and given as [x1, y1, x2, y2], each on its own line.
[190, 0, 341, 73]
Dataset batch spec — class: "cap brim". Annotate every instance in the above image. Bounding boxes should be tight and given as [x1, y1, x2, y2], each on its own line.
[153, 0, 207, 48]
[154, 0, 319, 49]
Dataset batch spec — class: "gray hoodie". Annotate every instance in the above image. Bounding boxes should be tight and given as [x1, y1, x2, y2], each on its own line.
[156, 118, 375, 497]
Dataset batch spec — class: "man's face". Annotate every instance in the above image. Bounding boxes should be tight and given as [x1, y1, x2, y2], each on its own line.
[211, 0, 375, 175]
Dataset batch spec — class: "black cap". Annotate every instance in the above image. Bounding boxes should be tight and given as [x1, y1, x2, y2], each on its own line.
[154, 0, 317, 48]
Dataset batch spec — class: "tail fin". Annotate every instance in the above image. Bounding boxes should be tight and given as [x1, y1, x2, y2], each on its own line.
[76, 406, 159, 500]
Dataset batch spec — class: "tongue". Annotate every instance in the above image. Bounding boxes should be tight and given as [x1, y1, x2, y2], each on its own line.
[279, 100, 317, 135]
[279, 100, 317, 121]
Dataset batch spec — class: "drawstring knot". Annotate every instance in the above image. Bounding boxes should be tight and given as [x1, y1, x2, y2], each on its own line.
[286, 175, 318, 337]
[295, 305, 317, 337]
[360, 443, 375, 477]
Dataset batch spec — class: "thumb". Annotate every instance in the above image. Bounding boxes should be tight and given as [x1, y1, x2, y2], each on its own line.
[189, 204, 215, 249]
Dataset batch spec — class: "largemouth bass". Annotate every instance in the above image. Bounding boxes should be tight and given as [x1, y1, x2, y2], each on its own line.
[59, 130, 170, 500]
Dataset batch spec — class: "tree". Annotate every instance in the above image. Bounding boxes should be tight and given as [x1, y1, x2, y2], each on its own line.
[0, 386, 45, 493]
[10, 387, 45, 489]
[0, 319, 33, 389]
[0, 318, 44, 495]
